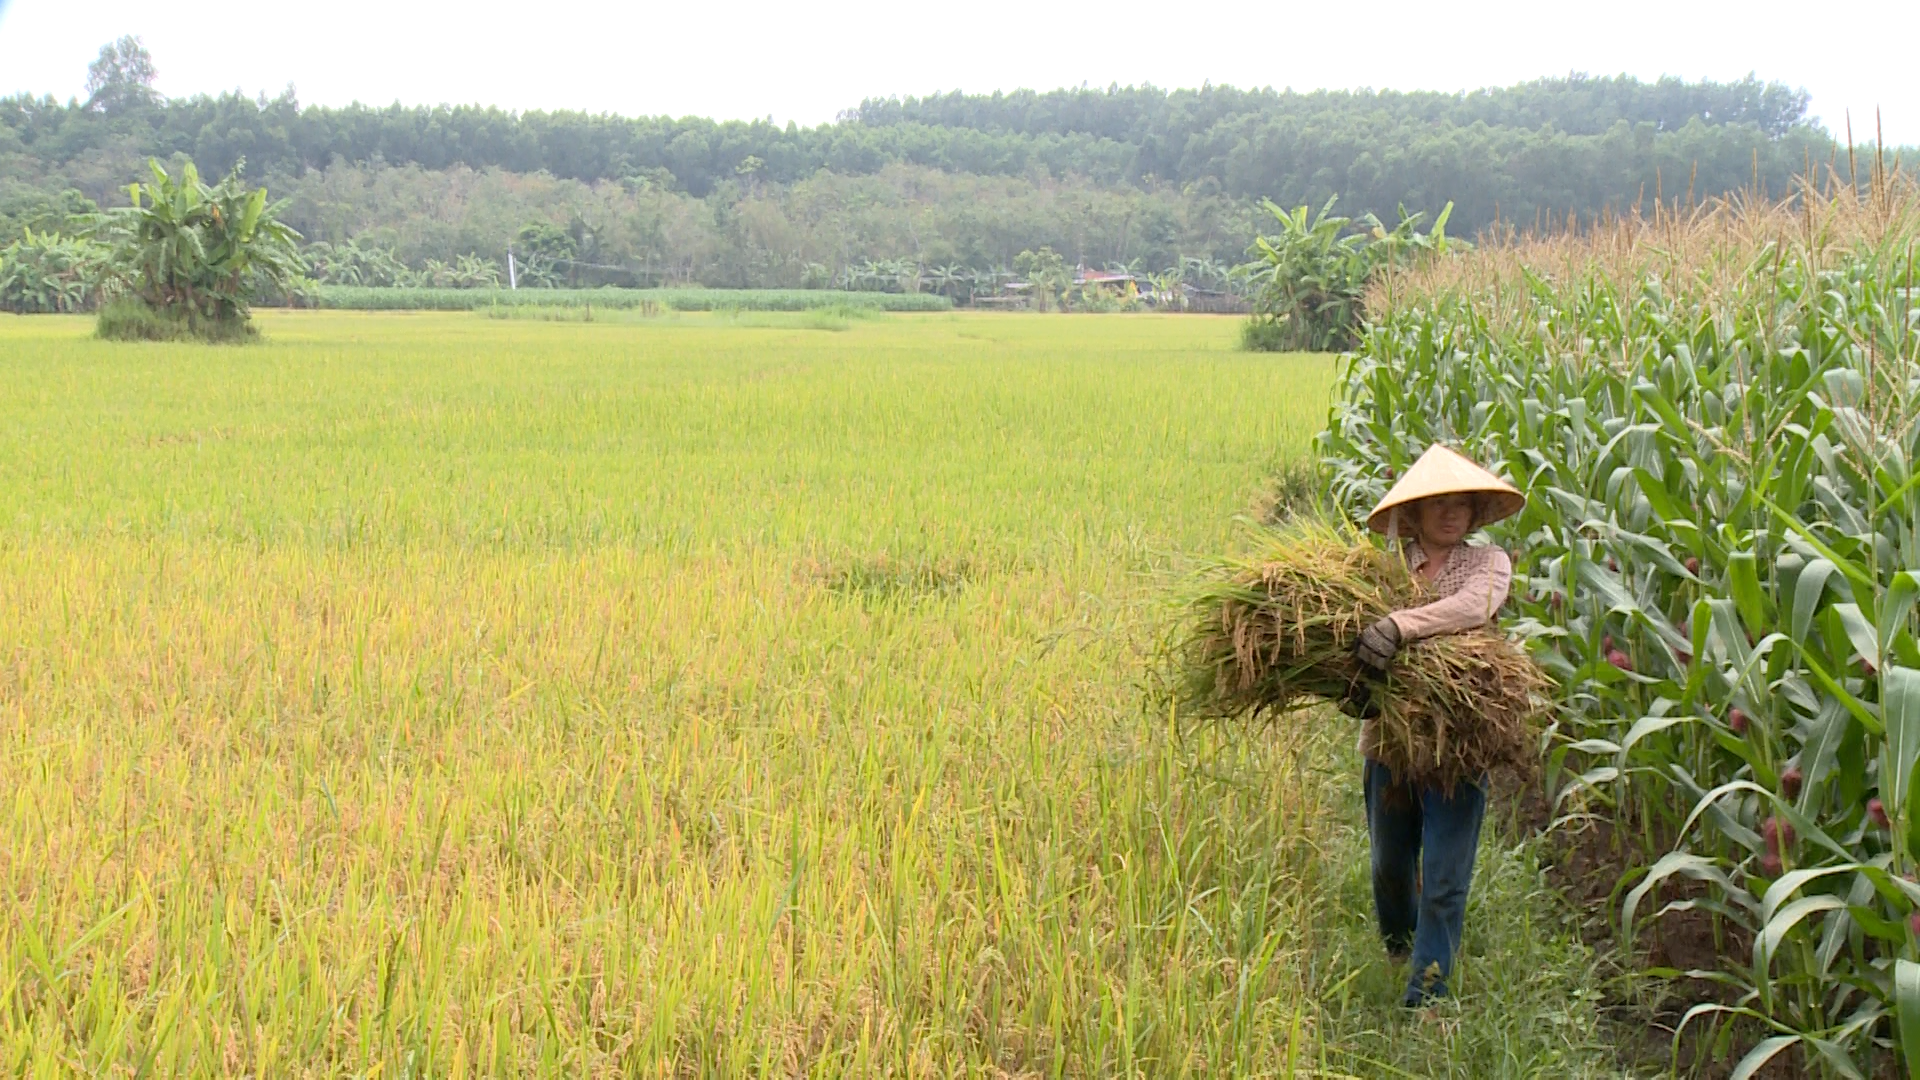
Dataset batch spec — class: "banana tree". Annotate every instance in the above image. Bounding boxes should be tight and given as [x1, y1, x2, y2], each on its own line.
[1180, 255, 1230, 292]
[1242, 197, 1458, 352]
[306, 239, 415, 288]
[1013, 247, 1070, 312]
[847, 259, 886, 292]
[88, 158, 304, 331]
[453, 254, 502, 289]
[926, 263, 972, 303]
[0, 229, 112, 313]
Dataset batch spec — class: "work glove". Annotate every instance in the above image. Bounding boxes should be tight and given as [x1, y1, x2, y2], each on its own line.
[1338, 676, 1381, 720]
[1354, 616, 1402, 675]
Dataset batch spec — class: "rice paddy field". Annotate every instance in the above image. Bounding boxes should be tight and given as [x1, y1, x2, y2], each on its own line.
[0, 310, 1620, 1076]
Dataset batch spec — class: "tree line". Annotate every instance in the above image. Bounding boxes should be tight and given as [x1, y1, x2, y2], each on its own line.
[0, 40, 1890, 291]
[6, 155, 1259, 292]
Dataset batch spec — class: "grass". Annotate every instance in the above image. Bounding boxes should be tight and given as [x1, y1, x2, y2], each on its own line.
[0, 309, 1627, 1074]
[1304, 781, 1629, 1079]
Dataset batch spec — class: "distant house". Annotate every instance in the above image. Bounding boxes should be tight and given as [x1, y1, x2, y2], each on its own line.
[971, 280, 1031, 308]
[979, 268, 1146, 309]
[1178, 284, 1249, 314]
[1074, 268, 1135, 289]
[973, 295, 1027, 309]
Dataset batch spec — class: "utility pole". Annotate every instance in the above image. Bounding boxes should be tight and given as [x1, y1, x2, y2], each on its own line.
[507, 249, 518, 290]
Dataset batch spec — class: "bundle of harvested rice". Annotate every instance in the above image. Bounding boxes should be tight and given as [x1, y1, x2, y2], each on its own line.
[1180, 520, 1548, 790]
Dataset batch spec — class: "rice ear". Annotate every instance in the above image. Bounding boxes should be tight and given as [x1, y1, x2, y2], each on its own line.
[1179, 520, 1546, 788]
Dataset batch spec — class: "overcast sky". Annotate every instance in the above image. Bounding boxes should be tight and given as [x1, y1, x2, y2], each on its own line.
[1, 0, 1915, 144]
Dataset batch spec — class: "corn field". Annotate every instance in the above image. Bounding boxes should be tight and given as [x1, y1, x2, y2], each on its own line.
[1320, 164, 1920, 1075]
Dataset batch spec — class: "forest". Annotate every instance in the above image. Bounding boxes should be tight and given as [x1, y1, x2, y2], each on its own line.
[0, 43, 1885, 288]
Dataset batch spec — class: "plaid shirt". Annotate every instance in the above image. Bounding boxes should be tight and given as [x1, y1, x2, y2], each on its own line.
[1389, 542, 1512, 641]
[1360, 541, 1512, 765]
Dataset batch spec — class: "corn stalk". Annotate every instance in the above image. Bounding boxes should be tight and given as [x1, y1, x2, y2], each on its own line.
[1320, 171, 1920, 1076]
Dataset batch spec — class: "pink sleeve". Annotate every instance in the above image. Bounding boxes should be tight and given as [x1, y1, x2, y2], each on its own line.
[1388, 548, 1512, 641]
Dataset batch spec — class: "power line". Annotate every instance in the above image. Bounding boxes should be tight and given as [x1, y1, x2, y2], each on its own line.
[507, 249, 660, 290]
[534, 255, 648, 273]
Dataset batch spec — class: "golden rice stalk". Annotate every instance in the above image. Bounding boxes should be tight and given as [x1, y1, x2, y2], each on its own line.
[1179, 519, 1549, 791]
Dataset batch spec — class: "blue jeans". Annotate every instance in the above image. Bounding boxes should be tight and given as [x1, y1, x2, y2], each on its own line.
[1363, 758, 1486, 1006]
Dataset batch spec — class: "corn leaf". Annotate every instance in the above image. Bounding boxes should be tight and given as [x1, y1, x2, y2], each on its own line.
[1899, 959, 1920, 1080]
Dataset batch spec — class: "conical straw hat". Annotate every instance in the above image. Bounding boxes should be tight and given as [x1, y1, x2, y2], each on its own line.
[1366, 444, 1525, 534]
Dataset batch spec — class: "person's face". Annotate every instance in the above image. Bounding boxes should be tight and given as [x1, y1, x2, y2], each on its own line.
[1415, 493, 1475, 548]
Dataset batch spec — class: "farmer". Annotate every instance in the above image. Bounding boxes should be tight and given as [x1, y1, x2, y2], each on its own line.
[1341, 444, 1525, 1008]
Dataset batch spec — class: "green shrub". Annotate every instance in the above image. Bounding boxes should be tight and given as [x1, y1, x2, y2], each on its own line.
[96, 296, 257, 342]
[1239, 317, 1294, 353]
[799, 302, 880, 330]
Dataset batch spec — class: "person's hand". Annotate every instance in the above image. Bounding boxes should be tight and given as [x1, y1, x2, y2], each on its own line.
[1339, 677, 1381, 719]
[1354, 616, 1402, 675]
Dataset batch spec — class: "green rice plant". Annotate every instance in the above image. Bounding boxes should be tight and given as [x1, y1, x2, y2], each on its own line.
[0, 311, 1443, 1074]
[1260, 455, 1332, 523]
[479, 300, 606, 322]
[306, 285, 952, 312]
[706, 303, 885, 331]
[1320, 167, 1920, 1076]
[0, 308, 1638, 1073]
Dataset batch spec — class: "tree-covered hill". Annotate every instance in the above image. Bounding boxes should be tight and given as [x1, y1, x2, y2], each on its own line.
[850, 79, 1835, 230]
[5, 76, 1831, 214]
[0, 46, 1881, 289]
[854, 76, 1813, 140]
